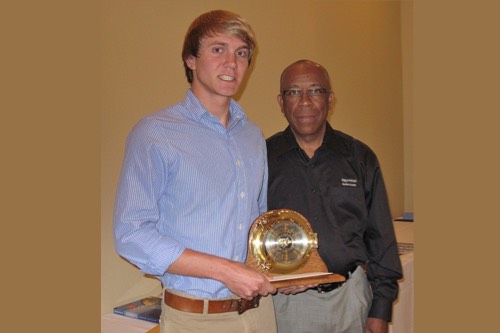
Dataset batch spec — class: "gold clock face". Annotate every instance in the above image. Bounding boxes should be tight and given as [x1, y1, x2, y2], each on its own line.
[249, 209, 318, 274]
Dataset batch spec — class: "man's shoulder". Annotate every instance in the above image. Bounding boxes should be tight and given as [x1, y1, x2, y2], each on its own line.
[140, 103, 186, 124]
[330, 128, 375, 156]
[126, 104, 185, 139]
[266, 131, 286, 145]
[265, 131, 288, 154]
[244, 118, 264, 133]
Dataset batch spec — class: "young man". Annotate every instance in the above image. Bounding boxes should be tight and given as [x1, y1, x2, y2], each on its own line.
[114, 10, 276, 333]
[267, 60, 403, 333]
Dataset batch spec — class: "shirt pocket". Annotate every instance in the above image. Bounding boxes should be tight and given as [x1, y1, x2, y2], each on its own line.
[329, 186, 367, 223]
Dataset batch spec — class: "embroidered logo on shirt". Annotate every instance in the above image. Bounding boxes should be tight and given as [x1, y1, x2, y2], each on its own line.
[341, 178, 358, 187]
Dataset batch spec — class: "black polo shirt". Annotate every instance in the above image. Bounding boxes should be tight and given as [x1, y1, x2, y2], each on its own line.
[266, 123, 403, 321]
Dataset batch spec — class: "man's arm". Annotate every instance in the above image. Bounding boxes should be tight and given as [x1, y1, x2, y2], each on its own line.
[362, 148, 403, 321]
[114, 120, 186, 275]
[168, 249, 276, 300]
[364, 317, 389, 333]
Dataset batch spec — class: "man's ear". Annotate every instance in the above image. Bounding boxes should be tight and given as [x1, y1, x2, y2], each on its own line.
[277, 93, 284, 113]
[185, 55, 196, 70]
[327, 91, 335, 110]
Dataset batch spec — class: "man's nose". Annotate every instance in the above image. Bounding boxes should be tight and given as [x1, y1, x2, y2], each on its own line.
[298, 92, 313, 104]
[225, 53, 237, 68]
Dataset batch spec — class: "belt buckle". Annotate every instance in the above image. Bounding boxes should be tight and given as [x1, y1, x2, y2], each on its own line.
[237, 296, 260, 315]
[316, 283, 340, 293]
[316, 284, 327, 293]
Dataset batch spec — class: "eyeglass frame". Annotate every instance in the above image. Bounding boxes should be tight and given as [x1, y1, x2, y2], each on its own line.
[281, 88, 330, 100]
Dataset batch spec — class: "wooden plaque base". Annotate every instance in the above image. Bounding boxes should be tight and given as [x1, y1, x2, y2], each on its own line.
[245, 246, 345, 288]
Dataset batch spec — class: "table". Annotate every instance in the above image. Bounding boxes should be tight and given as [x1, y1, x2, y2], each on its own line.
[389, 221, 414, 333]
[101, 313, 157, 333]
[102, 221, 414, 333]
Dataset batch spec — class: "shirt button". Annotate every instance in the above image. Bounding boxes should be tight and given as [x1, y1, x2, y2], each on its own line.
[236, 159, 241, 166]
[238, 224, 243, 231]
[240, 192, 245, 199]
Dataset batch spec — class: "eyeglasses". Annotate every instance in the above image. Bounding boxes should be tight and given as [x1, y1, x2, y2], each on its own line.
[282, 88, 329, 101]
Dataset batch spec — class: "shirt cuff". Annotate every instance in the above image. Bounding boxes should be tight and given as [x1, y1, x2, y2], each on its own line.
[368, 297, 394, 322]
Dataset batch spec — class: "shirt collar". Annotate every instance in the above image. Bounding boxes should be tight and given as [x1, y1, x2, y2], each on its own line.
[268, 126, 300, 157]
[320, 122, 337, 149]
[270, 122, 344, 156]
[182, 89, 247, 128]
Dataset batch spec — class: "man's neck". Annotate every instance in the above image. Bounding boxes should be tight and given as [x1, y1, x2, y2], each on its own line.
[292, 126, 326, 159]
[297, 140, 321, 159]
[192, 88, 231, 128]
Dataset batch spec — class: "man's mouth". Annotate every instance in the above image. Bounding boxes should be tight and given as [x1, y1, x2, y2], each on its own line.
[296, 114, 317, 122]
[218, 75, 236, 81]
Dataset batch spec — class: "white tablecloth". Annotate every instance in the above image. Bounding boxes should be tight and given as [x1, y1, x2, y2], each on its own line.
[389, 221, 414, 333]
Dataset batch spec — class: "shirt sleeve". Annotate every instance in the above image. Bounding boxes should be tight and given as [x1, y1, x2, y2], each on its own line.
[361, 147, 403, 321]
[113, 120, 186, 276]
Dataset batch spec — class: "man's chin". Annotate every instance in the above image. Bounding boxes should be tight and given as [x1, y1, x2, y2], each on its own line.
[217, 88, 240, 98]
[293, 125, 322, 137]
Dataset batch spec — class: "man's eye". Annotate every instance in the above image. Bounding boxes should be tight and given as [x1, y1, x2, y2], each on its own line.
[213, 47, 223, 53]
[236, 50, 248, 57]
[287, 90, 301, 96]
[308, 88, 327, 95]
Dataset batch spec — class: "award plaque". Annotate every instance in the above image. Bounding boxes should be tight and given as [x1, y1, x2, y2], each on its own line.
[245, 209, 345, 288]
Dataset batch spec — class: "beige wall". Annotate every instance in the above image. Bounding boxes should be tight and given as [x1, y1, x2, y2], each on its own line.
[101, 0, 412, 314]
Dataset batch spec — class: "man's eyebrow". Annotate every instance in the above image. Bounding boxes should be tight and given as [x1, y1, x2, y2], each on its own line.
[283, 83, 324, 90]
[207, 40, 249, 49]
[206, 40, 228, 47]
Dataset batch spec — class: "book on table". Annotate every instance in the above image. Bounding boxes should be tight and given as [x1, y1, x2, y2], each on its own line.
[113, 296, 162, 323]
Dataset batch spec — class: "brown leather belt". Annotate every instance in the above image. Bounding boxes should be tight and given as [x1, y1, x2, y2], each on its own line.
[164, 290, 261, 315]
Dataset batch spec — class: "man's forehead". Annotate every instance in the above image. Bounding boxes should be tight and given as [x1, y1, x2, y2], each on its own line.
[200, 33, 248, 47]
[282, 69, 327, 87]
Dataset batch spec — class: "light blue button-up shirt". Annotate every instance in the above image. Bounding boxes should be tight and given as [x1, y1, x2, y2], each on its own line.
[114, 89, 268, 299]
